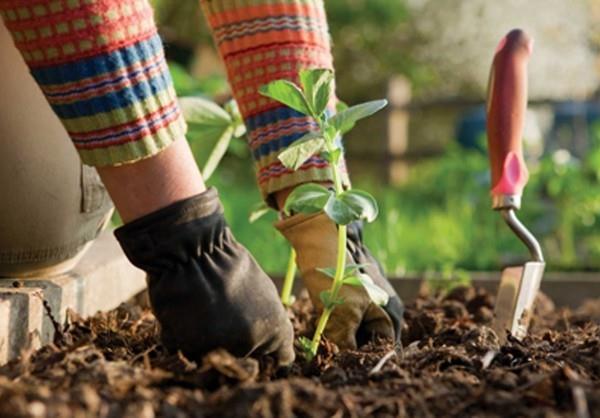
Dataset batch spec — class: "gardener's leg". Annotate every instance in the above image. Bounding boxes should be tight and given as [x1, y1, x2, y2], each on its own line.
[0, 0, 293, 365]
[202, 0, 404, 349]
[0, 18, 113, 277]
[201, 0, 342, 205]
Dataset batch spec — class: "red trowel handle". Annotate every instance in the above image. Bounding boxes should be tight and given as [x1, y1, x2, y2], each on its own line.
[486, 29, 533, 209]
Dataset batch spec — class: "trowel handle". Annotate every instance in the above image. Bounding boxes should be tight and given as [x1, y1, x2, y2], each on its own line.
[486, 29, 533, 208]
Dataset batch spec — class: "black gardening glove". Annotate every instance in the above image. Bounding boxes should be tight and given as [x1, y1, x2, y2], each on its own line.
[346, 220, 404, 343]
[115, 188, 294, 366]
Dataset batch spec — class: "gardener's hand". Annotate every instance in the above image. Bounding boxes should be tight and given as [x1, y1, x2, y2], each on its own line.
[115, 188, 294, 366]
[277, 212, 404, 349]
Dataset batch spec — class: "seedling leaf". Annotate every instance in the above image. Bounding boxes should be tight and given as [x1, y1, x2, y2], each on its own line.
[343, 263, 370, 277]
[278, 133, 325, 170]
[300, 69, 333, 117]
[324, 196, 357, 225]
[349, 273, 389, 306]
[342, 276, 363, 286]
[325, 125, 339, 142]
[320, 290, 344, 308]
[316, 267, 336, 278]
[322, 148, 342, 165]
[323, 190, 378, 225]
[329, 99, 388, 134]
[259, 80, 312, 116]
[284, 183, 333, 215]
[318, 263, 370, 280]
[336, 100, 349, 113]
[338, 189, 379, 223]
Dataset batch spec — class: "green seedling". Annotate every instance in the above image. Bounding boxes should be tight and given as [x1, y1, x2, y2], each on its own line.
[179, 97, 246, 180]
[259, 69, 389, 360]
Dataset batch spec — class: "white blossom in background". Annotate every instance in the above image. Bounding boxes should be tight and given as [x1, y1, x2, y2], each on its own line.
[406, 0, 599, 100]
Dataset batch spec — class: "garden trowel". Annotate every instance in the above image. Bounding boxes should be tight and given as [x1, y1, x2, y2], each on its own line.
[486, 29, 545, 343]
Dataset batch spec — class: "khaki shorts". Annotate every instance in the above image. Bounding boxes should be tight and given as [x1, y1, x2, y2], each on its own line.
[0, 20, 113, 277]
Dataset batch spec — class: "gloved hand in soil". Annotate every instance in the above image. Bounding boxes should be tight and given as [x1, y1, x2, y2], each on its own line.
[115, 187, 295, 366]
[277, 212, 404, 349]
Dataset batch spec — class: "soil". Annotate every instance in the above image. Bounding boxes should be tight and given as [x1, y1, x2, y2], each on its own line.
[1, 287, 599, 418]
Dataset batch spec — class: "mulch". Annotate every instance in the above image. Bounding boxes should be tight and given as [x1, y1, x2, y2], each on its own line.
[1, 286, 599, 418]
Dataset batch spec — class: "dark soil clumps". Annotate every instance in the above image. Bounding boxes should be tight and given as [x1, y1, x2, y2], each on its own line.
[1, 287, 599, 417]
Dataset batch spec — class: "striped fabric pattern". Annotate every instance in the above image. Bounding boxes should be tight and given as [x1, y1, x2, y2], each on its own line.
[201, 0, 349, 198]
[0, 0, 186, 166]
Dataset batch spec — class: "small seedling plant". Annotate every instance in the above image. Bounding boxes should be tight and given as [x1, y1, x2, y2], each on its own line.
[260, 69, 390, 360]
[179, 96, 247, 180]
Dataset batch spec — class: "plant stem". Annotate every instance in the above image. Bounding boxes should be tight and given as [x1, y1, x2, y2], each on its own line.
[308, 135, 348, 359]
[310, 306, 332, 356]
[281, 248, 297, 306]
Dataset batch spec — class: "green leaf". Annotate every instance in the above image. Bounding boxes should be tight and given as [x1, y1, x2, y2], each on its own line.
[348, 273, 389, 306]
[324, 125, 339, 142]
[320, 290, 344, 308]
[323, 190, 378, 225]
[284, 183, 333, 216]
[224, 100, 247, 138]
[278, 133, 325, 170]
[259, 80, 312, 116]
[336, 100, 349, 113]
[187, 124, 231, 153]
[316, 267, 336, 279]
[314, 80, 333, 117]
[342, 276, 363, 286]
[317, 263, 370, 280]
[300, 69, 333, 118]
[321, 148, 342, 165]
[179, 97, 232, 128]
[180, 97, 234, 158]
[338, 189, 379, 223]
[248, 201, 271, 223]
[343, 263, 371, 277]
[324, 196, 357, 225]
[329, 99, 388, 134]
[201, 127, 234, 180]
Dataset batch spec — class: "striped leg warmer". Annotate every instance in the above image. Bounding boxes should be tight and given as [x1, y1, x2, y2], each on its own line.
[201, 0, 349, 201]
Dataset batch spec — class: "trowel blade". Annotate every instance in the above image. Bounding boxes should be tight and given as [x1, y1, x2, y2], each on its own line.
[492, 261, 545, 343]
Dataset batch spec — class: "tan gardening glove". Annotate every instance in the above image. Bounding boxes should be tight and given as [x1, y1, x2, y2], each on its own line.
[276, 212, 404, 349]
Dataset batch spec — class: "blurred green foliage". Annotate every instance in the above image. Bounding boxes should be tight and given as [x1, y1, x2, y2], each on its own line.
[151, 0, 212, 47]
[195, 124, 600, 275]
[325, 0, 430, 102]
[168, 62, 228, 98]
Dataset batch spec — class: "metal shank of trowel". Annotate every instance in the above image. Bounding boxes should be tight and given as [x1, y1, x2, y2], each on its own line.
[501, 209, 544, 262]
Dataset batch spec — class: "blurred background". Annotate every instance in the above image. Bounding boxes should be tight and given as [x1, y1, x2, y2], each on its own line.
[150, 0, 600, 275]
